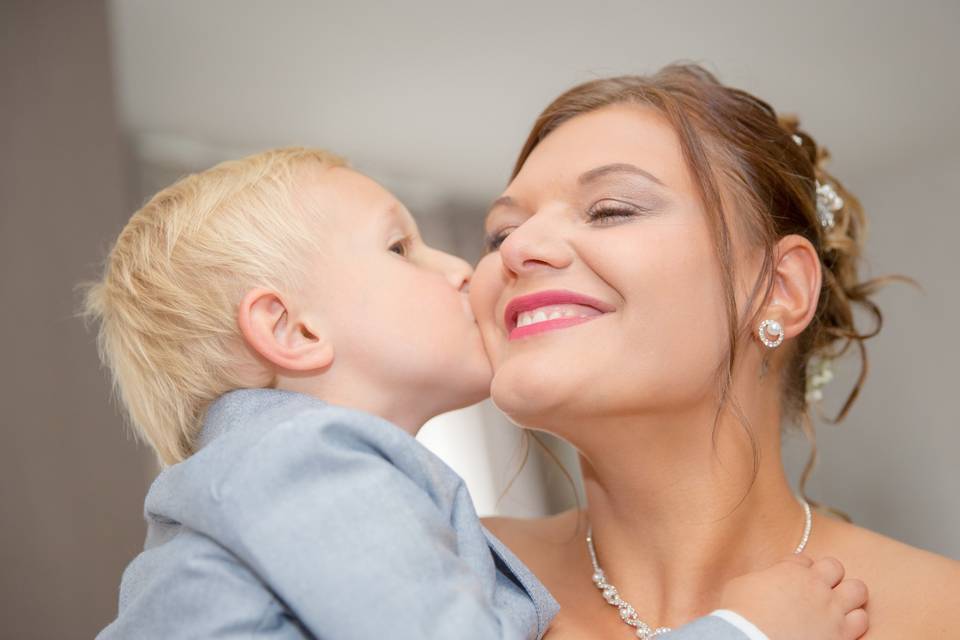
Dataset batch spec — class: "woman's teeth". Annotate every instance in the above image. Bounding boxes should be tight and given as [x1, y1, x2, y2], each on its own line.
[515, 304, 595, 328]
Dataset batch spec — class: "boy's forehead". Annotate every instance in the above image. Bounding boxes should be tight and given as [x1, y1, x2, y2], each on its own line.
[308, 166, 382, 202]
[302, 165, 415, 230]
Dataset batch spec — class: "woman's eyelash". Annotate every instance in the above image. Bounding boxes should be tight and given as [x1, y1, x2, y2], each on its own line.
[587, 204, 645, 222]
[483, 203, 648, 252]
[483, 230, 510, 252]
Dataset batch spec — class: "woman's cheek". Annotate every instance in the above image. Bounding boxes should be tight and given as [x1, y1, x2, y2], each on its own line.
[468, 258, 501, 328]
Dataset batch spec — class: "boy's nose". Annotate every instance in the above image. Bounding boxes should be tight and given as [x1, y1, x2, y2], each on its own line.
[449, 259, 473, 292]
[433, 250, 473, 291]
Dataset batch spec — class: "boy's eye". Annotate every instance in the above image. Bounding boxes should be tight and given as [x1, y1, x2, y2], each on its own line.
[389, 240, 408, 257]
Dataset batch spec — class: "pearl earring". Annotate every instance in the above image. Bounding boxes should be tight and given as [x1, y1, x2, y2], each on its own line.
[758, 319, 784, 348]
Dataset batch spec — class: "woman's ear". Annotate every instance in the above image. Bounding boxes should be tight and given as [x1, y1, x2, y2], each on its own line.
[763, 234, 822, 341]
[237, 288, 334, 372]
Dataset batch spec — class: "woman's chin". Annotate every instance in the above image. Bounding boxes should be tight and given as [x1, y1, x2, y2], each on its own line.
[489, 368, 570, 426]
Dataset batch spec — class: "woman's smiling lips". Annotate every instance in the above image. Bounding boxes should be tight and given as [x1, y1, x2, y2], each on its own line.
[503, 289, 615, 341]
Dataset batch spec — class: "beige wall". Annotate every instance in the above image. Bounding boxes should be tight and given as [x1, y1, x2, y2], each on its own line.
[0, 2, 154, 638]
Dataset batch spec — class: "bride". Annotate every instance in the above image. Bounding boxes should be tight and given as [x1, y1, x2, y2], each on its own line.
[468, 64, 960, 638]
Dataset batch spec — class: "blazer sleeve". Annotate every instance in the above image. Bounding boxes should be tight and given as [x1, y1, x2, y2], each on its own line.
[149, 410, 530, 640]
[97, 530, 309, 640]
[665, 613, 757, 640]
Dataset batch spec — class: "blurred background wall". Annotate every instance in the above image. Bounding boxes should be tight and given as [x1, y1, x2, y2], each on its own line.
[1, 2, 155, 638]
[2, 1, 958, 637]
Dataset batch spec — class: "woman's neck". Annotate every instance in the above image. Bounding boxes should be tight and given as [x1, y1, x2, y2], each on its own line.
[570, 398, 804, 627]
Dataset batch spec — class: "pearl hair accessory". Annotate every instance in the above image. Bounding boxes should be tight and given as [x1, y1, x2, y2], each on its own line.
[805, 357, 835, 404]
[758, 319, 784, 348]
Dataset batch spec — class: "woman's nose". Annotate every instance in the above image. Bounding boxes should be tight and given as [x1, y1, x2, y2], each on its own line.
[498, 214, 572, 276]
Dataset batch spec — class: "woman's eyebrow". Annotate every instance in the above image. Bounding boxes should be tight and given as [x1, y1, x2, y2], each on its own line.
[578, 163, 664, 186]
[485, 195, 518, 224]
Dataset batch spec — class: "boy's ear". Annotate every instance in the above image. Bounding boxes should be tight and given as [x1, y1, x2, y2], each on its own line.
[763, 234, 822, 341]
[237, 288, 333, 372]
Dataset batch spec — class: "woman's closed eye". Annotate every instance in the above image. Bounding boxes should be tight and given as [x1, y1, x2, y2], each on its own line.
[587, 199, 653, 224]
[482, 200, 654, 253]
[483, 228, 513, 253]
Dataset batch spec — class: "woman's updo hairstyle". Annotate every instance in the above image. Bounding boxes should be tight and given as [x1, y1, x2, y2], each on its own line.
[511, 64, 906, 501]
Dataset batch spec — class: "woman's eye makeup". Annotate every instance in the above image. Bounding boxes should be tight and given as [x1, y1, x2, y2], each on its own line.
[482, 198, 655, 252]
[483, 228, 511, 252]
[586, 199, 653, 223]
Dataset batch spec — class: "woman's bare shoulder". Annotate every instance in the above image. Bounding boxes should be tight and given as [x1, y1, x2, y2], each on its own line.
[816, 515, 960, 637]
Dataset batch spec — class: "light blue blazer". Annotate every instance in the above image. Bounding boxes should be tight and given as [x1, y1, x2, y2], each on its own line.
[97, 388, 752, 639]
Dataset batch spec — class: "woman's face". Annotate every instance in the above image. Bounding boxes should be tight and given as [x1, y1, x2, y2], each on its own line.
[470, 104, 739, 429]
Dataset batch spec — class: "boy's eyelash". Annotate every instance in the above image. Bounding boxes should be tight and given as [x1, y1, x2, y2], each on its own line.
[483, 203, 649, 253]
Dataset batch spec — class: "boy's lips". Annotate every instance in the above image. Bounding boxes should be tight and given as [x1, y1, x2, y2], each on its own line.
[503, 289, 614, 340]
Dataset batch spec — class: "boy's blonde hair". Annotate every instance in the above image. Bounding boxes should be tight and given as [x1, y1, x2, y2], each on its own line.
[83, 146, 346, 466]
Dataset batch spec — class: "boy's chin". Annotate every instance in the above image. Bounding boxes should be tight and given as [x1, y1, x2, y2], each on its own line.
[439, 379, 493, 413]
[429, 370, 492, 415]
[409, 352, 492, 418]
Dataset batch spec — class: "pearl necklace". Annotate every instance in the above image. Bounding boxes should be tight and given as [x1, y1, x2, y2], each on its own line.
[586, 498, 812, 639]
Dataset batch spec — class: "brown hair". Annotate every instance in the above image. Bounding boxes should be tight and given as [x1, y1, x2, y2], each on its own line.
[510, 64, 909, 508]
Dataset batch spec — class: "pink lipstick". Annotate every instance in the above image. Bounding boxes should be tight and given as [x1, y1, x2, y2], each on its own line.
[504, 289, 614, 341]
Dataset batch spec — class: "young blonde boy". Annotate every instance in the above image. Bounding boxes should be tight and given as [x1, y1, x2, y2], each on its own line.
[87, 147, 867, 640]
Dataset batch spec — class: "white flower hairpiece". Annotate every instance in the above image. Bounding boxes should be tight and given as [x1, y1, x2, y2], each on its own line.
[815, 181, 843, 231]
[792, 133, 843, 231]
